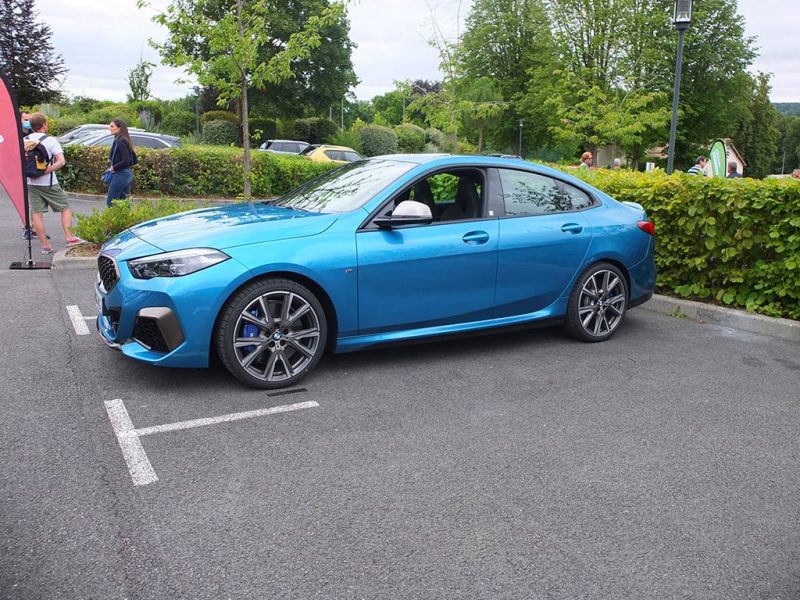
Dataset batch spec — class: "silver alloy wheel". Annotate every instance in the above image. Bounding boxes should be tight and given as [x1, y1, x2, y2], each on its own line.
[232, 290, 321, 383]
[577, 269, 626, 337]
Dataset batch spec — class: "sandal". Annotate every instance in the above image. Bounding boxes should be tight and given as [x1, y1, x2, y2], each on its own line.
[41, 245, 53, 255]
[65, 237, 83, 245]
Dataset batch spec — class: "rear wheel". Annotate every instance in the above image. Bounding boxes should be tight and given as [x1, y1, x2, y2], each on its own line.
[216, 278, 327, 389]
[564, 262, 628, 342]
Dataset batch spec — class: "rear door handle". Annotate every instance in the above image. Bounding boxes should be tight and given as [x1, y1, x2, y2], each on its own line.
[561, 223, 583, 234]
[462, 231, 490, 245]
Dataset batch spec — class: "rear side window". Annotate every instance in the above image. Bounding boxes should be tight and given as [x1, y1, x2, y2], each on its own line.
[498, 169, 570, 216]
[559, 182, 594, 210]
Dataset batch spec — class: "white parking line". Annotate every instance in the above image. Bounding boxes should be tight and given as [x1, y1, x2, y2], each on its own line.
[105, 398, 319, 486]
[66, 305, 91, 335]
[105, 399, 159, 486]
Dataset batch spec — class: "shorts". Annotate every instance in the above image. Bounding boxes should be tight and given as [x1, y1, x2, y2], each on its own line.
[28, 184, 70, 213]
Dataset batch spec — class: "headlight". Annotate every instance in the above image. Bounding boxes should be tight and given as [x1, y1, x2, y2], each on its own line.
[128, 248, 230, 279]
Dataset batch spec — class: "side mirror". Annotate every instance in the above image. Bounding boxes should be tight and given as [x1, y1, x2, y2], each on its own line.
[374, 200, 433, 229]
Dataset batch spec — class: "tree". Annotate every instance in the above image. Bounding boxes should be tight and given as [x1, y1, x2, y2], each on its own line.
[0, 0, 67, 105]
[774, 115, 800, 175]
[247, 0, 358, 119]
[142, 0, 345, 198]
[460, 0, 555, 150]
[127, 58, 156, 102]
[458, 77, 506, 152]
[732, 73, 780, 178]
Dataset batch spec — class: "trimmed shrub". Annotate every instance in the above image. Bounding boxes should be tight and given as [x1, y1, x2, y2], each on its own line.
[248, 118, 277, 145]
[569, 169, 800, 320]
[200, 110, 239, 125]
[161, 110, 197, 136]
[395, 123, 426, 153]
[202, 120, 240, 146]
[289, 117, 339, 144]
[61, 144, 339, 200]
[424, 127, 445, 147]
[75, 199, 198, 244]
[359, 125, 398, 156]
[50, 114, 85, 136]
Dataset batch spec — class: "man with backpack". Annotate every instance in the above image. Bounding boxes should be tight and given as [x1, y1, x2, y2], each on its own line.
[24, 112, 80, 254]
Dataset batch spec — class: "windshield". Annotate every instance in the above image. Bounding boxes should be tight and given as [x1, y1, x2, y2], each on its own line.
[270, 159, 415, 213]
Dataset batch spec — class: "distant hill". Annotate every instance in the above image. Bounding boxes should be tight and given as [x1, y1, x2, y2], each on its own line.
[774, 103, 800, 117]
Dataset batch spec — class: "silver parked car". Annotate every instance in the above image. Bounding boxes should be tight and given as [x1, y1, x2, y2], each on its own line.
[66, 131, 182, 149]
[58, 124, 144, 144]
[258, 139, 309, 155]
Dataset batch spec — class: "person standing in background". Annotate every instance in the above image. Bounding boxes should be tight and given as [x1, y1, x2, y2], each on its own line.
[24, 112, 80, 253]
[579, 151, 593, 169]
[687, 156, 708, 176]
[726, 161, 742, 178]
[105, 118, 137, 207]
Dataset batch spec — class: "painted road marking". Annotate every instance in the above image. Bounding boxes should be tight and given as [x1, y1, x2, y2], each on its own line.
[105, 398, 319, 486]
[66, 305, 91, 335]
[105, 399, 159, 486]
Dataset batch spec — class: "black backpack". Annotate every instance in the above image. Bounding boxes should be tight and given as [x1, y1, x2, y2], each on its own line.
[24, 135, 53, 183]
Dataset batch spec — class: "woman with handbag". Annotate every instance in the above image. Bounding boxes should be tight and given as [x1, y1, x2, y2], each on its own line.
[104, 118, 137, 207]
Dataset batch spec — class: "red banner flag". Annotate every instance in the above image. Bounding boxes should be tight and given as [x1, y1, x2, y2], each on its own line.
[0, 72, 28, 228]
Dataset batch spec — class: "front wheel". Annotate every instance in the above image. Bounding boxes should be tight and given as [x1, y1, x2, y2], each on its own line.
[216, 278, 327, 389]
[564, 263, 628, 342]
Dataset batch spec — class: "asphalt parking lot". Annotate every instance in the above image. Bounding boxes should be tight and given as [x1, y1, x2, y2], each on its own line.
[1, 196, 799, 599]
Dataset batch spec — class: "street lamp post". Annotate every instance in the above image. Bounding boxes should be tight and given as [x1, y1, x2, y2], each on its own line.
[518, 119, 524, 157]
[666, 0, 693, 174]
[192, 86, 201, 137]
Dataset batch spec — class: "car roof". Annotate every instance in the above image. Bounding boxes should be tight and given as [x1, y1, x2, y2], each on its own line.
[315, 145, 359, 152]
[366, 153, 579, 182]
[267, 139, 308, 144]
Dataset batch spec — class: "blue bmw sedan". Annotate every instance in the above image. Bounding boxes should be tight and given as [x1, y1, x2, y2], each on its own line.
[96, 154, 656, 388]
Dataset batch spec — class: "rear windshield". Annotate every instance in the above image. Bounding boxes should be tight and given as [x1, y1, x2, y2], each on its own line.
[270, 159, 414, 213]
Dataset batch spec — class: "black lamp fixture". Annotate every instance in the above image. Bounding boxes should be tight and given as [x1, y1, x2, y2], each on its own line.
[667, 0, 693, 174]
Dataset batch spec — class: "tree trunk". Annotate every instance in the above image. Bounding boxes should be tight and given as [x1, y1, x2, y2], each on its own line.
[477, 126, 484, 153]
[236, 0, 251, 199]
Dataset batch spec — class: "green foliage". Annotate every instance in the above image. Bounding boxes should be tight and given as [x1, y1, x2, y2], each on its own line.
[248, 118, 277, 145]
[288, 117, 339, 144]
[127, 58, 155, 102]
[161, 111, 197, 136]
[569, 168, 800, 320]
[328, 127, 362, 152]
[84, 104, 141, 127]
[731, 73, 781, 179]
[75, 199, 197, 244]
[394, 123, 426, 153]
[359, 125, 398, 156]
[61, 144, 338, 199]
[425, 127, 445, 148]
[200, 110, 239, 125]
[202, 120, 240, 145]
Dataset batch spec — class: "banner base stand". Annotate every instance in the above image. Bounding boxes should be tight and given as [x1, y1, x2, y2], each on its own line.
[9, 260, 52, 270]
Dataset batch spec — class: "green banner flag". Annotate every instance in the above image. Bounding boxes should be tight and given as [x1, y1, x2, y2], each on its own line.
[709, 140, 727, 179]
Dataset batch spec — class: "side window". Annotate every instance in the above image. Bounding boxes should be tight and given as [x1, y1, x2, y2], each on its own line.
[559, 182, 594, 210]
[498, 169, 570, 216]
[132, 136, 155, 149]
[427, 173, 459, 204]
[94, 136, 114, 147]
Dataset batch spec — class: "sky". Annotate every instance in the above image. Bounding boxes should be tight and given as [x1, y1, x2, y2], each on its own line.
[37, 0, 800, 104]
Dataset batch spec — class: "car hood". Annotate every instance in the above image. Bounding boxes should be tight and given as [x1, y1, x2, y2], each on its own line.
[127, 203, 338, 253]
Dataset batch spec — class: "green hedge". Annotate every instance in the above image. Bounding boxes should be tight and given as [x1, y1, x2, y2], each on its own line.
[61, 144, 338, 199]
[570, 169, 800, 320]
[202, 120, 239, 145]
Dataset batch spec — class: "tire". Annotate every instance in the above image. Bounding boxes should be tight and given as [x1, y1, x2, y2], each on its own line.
[216, 278, 327, 389]
[563, 262, 628, 342]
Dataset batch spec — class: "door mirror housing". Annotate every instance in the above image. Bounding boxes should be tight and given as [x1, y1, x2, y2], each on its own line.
[374, 200, 434, 229]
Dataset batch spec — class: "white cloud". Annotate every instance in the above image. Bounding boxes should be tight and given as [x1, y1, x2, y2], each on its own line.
[34, 0, 800, 103]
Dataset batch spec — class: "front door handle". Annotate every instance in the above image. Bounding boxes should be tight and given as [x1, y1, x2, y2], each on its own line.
[561, 223, 583, 234]
[462, 231, 490, 245]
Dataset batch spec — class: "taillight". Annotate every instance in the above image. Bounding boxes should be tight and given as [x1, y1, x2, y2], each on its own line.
[637, 220, 655, 236]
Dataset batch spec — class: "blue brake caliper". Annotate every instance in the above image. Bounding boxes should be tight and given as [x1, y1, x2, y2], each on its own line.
[241, 308, 260, 354]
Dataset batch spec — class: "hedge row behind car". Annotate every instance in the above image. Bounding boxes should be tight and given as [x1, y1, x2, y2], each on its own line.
[60, 144, 339, 198]
[570, 169, 800, 320]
